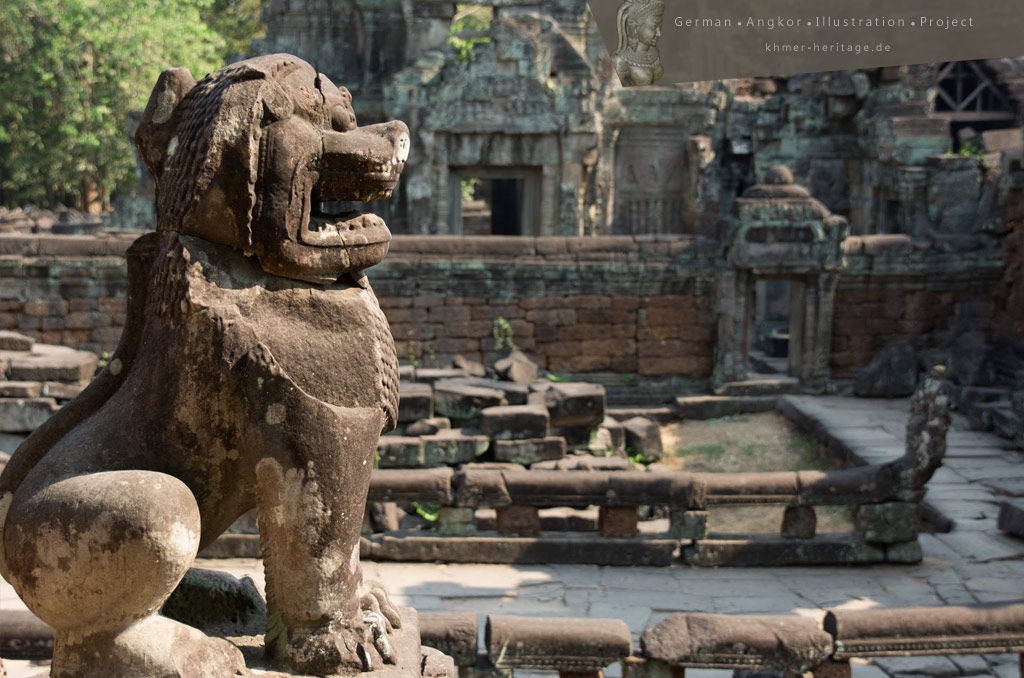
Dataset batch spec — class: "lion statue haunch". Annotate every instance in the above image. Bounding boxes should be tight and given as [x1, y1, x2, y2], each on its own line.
[0, 54, 411, 677]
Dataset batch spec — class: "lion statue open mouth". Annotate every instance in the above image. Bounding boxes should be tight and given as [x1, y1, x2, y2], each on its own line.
[0, 54, 414, 677]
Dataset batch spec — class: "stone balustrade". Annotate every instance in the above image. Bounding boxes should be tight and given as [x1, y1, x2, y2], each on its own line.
[12, 602, 1024, 678]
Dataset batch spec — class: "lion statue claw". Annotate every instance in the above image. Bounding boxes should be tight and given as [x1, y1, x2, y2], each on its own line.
[0, 54, 409, 677]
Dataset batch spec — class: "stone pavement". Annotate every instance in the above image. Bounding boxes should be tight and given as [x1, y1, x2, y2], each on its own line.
[3, 396, 1023, 678]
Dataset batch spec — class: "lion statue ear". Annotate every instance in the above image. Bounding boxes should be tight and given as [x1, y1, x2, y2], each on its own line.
[135, 68, 197, 178]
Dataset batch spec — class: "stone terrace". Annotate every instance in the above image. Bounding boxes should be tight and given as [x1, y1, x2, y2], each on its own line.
[4, 396, 1024, 678]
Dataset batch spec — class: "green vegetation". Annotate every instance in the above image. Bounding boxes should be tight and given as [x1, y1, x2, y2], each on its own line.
[411, 501, 440, 522]
[0, 0, 266, 210]
[448, 4, 491, 64]
[492, 316, 519, 353]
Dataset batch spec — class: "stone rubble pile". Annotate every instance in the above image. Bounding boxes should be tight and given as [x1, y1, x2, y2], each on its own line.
[379, 351, 664, 469]
[0, 330, 97, 460]
[0, 206, 104, 235]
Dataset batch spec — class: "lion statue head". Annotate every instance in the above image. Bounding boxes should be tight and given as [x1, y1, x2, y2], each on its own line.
[135, 53, 409, 284]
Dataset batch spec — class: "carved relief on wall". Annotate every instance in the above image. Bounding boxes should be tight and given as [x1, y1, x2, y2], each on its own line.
[612, 127, 686, 234]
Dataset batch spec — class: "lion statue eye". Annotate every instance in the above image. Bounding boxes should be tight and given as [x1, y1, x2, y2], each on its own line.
[331, 104, 356, 132]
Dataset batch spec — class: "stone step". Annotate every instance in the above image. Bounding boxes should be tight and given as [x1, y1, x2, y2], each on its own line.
[714, 375, 799, 397]
[674, 395, 777, 420]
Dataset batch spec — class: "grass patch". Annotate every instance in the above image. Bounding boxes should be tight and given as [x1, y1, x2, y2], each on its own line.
[662, 412, 853, 533]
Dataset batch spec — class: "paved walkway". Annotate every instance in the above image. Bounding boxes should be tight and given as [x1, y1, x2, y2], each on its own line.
[4, 396, 1024, 678]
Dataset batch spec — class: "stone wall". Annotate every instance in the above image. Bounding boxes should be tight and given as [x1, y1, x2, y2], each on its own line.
[0, 233, 1009, 385]
[0, 234, 134, 355]
[830, 236, 1004, 377]
[373, 236, 719, 376]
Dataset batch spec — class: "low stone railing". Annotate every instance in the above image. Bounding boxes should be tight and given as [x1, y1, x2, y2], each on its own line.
[6, 602, 1023, 678]
[350, 446, 938, 567]
[200, 370, 950, 568]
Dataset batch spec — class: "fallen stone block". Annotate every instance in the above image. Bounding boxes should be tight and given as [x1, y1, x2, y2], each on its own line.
[531, 455, 632, 471]
[377, 436, 425, 468]
[479, 404, 549, 440]
[855, 341, 919, 397]
[41, 381, 85, 400]
[447, 377, 529, 405]
[453, 354, 486, 378]
[422, 429, 490, 466]
[7, 344, 97, 383]
[398, 381, 433, 422]
[492, 437, 566, 466]
[493, 350, 539, 384]
[622, 416, 663, 462]
[415, 367, 469, 384]
[997, 499, 1024, 538]
[433, 379, 507, 420]
[545, 382, 606, 427]
[0, 330, 34, 352]
[0, 381, 42, 398]
[885, 539, 922, 563]
[487, 615, 631, 671]
[600, 416, 625, 451]
[368, 468, 454, 504]
[0, 397, 60, 433]
[405, 417, 451, 436]
[642, 613, 832, 671]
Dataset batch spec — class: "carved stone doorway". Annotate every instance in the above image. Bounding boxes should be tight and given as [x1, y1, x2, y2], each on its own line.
[448, 167, 542, 235]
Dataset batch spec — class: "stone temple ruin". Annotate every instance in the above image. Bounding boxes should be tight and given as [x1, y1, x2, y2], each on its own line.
[2, 0, 1024, 676]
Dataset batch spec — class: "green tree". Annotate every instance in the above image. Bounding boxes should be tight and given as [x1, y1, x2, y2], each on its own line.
[202, 0, 266, 61]
[0, 0, 227, 211]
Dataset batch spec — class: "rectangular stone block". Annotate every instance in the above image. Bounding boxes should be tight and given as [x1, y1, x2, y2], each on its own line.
[6, 345, 97, 383]
[40, 381, 84, 401]
[377, 436, 425, 468]
[368, 468, 453, 504]
[622, 416, 663, 462]
[544, 382, 606, 427]
[0, 381, 42, 398]
[0, 397, 59, 433]
[0, 330, 33, 351]
[496, 505, 541, 536]
[492, 437, 566, 466]
[854, 502, 918, 544]
[433, 379, 507, 421]
[479, 404, 549, 440]
[669, 509, 708, 540]
[437, 507, 476, 536]
[422, 429, 490, 466]
[998, 499, 1024, 539]
[781, 506, 817, 539]
[684, 537, 886, 567]
[598, 506, 638, 537]
[398, 381, 433, 422]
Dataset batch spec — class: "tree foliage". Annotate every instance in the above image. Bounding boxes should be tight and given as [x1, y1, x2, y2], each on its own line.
[0, 0, 263, 210]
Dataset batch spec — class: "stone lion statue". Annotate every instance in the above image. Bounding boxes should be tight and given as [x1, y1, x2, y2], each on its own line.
[0, 54, 410, 677]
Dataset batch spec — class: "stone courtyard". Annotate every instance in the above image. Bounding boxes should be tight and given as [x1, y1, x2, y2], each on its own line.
[4, 394, 1024, 677]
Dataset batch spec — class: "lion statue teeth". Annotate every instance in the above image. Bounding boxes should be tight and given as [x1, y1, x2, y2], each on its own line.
[0, 54, 411, 677]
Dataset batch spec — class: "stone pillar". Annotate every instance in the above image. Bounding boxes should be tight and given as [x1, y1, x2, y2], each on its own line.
[599, 506, 638, 537]
[781, 506, 816, 539]
[496, 505, 541, 536]
[669, 509, 708, 540]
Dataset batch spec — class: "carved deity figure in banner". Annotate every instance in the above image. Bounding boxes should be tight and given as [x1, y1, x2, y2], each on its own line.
[613, 0, 666, 86]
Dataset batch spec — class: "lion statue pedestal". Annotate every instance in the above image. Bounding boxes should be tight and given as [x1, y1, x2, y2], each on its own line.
[0, 54, 449, 678]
